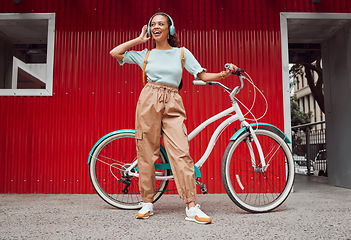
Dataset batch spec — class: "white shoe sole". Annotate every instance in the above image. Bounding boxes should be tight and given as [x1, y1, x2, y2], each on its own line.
[136, 212, 153, 219]
[185, 217, 211, 224]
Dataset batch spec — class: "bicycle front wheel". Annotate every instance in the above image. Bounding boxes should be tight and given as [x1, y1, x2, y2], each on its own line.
[222, 128, 294, 213]
[89, 131, 170, 210]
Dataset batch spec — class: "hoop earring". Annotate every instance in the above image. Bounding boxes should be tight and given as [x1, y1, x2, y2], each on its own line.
[168, 34, 170, 39]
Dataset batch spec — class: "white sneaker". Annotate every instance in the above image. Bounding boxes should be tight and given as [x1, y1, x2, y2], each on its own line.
[136, 202, 153, 219]
[185, 204, 212, 224]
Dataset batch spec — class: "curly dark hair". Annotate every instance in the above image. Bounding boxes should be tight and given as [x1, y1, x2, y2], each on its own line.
[152, 13, 180, 48]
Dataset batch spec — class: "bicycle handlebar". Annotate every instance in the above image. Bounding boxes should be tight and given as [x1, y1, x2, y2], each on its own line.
[193, 64, 245, 94]
[193, 80, 233, 92]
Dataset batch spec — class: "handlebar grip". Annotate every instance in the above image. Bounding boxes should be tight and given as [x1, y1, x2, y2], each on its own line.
[193, 80, 207, 85]
[225, 63, 244, 76]
[224, 63, 233, 71]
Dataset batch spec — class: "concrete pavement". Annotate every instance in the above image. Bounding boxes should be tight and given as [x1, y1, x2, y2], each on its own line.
[1, 175, 351, 240]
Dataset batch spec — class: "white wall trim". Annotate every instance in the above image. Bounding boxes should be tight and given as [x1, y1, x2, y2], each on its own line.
[0, 13, 55, 96]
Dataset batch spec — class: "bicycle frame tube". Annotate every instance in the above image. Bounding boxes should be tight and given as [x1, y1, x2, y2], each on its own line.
[188, 101, 267, 169]
[188, 103, 245, 168]
[188, 107, 236, 140]
[194, 114, 239, 168]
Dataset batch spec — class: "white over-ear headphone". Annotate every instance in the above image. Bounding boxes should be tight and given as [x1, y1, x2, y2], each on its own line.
[147, 12, 175, 36]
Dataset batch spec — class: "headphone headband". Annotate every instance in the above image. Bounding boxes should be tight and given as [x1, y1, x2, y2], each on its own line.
[147, 12, 175, 36]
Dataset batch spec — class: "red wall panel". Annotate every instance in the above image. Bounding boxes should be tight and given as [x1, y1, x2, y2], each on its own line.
[1, 0, 350, 193]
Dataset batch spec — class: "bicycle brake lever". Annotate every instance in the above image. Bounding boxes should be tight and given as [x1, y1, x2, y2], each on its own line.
[233, 68, 244, 76]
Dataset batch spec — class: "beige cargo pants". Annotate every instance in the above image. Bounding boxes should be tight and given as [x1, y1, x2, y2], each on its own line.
[135, 82, 197, 204]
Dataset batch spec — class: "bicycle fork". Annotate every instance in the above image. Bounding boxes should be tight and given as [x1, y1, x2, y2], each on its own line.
[245, 125, 269, 172]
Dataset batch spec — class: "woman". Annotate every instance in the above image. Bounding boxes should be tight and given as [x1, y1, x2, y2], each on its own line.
[110, 12, 237, 224]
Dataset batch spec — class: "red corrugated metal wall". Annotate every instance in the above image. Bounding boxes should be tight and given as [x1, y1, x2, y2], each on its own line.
[1, 0, 350, 193]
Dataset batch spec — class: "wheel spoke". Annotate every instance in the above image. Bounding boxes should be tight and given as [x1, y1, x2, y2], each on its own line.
[91, 154, 125, 169]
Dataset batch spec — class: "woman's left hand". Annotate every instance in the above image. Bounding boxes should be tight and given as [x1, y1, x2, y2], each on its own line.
[198, 63, 239, 82]
[221, 63, 238, 79]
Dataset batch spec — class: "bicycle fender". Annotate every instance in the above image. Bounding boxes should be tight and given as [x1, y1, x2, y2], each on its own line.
[88, 129, 135, 164]
[230, 123, 291, 144]
[87, 129, 170, 164]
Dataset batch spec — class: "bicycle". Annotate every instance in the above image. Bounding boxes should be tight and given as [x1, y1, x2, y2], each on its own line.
[88, 65, 295, 213]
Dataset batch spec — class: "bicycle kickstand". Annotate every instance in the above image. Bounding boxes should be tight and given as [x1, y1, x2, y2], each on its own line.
[196, 178, 208, 194]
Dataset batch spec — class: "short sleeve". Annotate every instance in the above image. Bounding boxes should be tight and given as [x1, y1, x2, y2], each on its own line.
[117, 48, 148, 69]
[183, 47, 207, 79]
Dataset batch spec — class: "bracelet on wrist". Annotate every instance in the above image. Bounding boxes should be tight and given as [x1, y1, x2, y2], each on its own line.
[220, 71, 225, 79]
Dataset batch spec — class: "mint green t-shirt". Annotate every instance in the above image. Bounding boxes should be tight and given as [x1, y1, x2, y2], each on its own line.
[118, 47, 206, 87]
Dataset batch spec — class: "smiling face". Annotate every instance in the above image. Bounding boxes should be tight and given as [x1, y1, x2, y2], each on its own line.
[150, 15, 170, 41]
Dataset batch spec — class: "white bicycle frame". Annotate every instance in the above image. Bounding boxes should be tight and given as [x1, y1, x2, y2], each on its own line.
[190, 105, 266, 169]
[125, 75, 267, 180]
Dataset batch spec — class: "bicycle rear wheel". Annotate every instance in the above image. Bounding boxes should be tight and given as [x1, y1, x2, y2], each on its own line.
[89, 131, 170, 210]
[222, 128, 294, 213]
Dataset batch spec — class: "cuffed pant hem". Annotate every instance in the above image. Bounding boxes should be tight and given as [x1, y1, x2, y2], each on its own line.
[182, 197, 196, 204]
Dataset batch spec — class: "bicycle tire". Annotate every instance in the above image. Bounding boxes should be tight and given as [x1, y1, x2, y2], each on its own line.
[89, 132, 170, 210]
[221, 128, 294, 213]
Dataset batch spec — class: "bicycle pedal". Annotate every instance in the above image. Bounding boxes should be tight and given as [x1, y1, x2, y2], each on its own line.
[196, 180, 208, 194]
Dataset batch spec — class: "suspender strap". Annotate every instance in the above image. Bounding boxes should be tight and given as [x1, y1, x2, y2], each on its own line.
[142, 50, 151, 86]
[142, 47, 185, 88]
[181, 47, 185, 74]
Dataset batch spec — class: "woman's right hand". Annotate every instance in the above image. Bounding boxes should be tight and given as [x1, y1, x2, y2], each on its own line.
[110, 25, 150, 60]
[138, 25, 150, 43]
